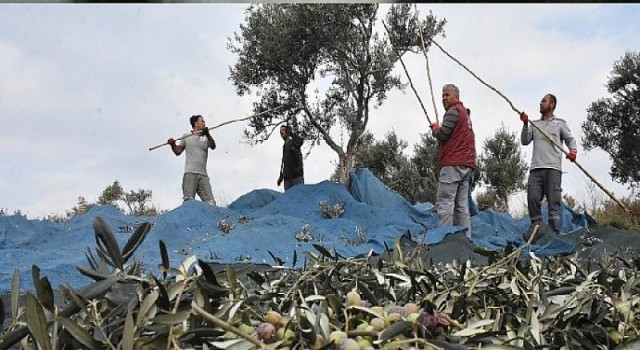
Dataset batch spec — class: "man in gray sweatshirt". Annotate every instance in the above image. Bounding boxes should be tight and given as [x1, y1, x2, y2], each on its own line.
[167, 115, 217, 205]
[520, 94, 577, 240]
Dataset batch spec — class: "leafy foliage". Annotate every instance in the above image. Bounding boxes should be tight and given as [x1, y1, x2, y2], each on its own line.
[582, 51, 640, 191]
[218, 219, 235, 234]
[67, 196, 93, 218]
[0, 208, 24, 217]
[90, 180, 158, 216]
[318, 200, 345, 219]
[590, 196, 640, 231]
[354, 131, 410, 186]
[409, 133, 440, 204]
[475, 188, 500, 212]
[2, 217, 640, 349]
[477, 125, 528, 211]
[97, 180, 125, 205]
[228, 4, 446, 184]
[123, 188, 155, 216]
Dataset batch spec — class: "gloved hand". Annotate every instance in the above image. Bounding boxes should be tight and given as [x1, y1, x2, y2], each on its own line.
[277, 174, 283, 186]
[567, 150, 577, 162]
[429, 123, 439, 132]
[201, 127, 210, 137]
[520, 112, 529, 125]
[167, 138, 176, 146]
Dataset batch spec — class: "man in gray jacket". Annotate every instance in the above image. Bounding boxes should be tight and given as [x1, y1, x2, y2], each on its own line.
[520, 94, 577, 240]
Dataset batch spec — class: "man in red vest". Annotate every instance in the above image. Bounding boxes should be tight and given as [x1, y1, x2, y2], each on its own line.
[430, 84, 477, 237]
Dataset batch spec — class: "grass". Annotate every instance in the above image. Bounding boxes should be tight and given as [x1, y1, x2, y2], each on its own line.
[590, 197, 640, 231]
[572, 180, 640, 231]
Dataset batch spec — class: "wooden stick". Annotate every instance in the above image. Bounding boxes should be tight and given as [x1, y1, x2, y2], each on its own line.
[429, 39, 520, 114]
[413, 5, 440, 125]
[381, 20, 432, 125]
[428, 38, 631, 214]
[148, 106, 282, 151]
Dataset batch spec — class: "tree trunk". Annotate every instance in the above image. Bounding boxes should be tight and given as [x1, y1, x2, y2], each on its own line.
[337, 151, 355, 190]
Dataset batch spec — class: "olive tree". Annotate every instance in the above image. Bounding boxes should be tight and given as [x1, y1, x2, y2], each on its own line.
[228, 4, 445, 185]
[583, 51, 640, 192]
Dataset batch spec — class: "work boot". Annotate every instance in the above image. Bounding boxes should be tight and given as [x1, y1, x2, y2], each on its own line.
[535, 224, 556, 246]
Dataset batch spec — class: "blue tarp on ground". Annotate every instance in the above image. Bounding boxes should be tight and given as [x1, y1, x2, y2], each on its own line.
[0, 168, 586, 292]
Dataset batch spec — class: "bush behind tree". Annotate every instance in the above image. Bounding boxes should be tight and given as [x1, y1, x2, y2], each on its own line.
[477, 125, 528, 212]
[333, 131, 440, 204]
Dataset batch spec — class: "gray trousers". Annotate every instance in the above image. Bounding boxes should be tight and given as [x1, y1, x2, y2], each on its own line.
[182, 173, 216, 206]
[436, 166, 472, 235]
[284, 176, 304, 191]
[527, 168, 562, 233]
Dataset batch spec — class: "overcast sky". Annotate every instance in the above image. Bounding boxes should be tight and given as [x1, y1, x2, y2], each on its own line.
[1, 3, 638, 219]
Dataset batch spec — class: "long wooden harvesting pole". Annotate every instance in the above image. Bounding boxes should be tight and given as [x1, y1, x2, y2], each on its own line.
[413, 4, 440, 125]
[149, 106, 282, 151]
[381, 20, 433, 125]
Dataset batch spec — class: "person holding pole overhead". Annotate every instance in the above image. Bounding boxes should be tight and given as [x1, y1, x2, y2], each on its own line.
[430, 84, 477, 237]
[166, 115, 217, 205]
[520, 94, 577, 242]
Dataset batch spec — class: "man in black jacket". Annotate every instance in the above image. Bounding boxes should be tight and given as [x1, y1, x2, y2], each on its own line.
[277, 125, 304, 191]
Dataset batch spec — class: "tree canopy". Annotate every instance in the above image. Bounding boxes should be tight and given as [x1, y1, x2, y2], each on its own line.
[353, 131, 409, 187]
[582, 51, 640, 191]
[339, 131, 439, 204]
[477, 126, 528, 211]
[409, 133, 440, 204]
[228, 4, 446, 184]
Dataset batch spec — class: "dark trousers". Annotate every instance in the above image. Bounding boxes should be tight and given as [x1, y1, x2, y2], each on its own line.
[284, 176, 304, 191]
[527, 168, 562, 233]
